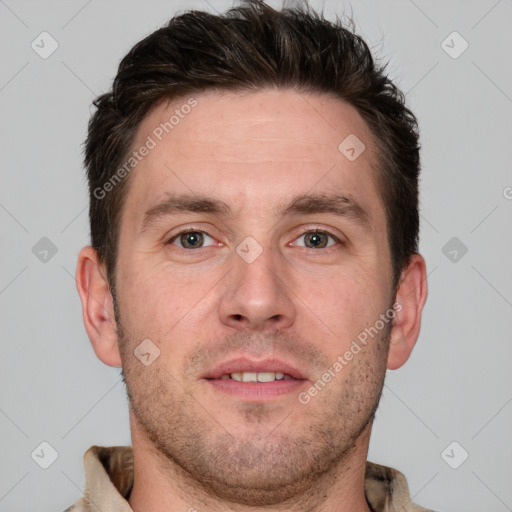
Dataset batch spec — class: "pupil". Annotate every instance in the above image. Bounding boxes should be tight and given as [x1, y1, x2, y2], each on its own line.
[306, 232, 326, 248]
[182, 232, 203, 248]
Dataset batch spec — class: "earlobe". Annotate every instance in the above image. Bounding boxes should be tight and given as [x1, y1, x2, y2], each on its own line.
[387, 254, 428, 370]
[75, 246, 122, 367]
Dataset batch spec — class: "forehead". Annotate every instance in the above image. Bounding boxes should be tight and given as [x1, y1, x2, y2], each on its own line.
[138, 88, 374, 160]
[123, 88, 384, 224]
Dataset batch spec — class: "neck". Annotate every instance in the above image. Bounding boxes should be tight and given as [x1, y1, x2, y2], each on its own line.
[127, 413, 373, 512]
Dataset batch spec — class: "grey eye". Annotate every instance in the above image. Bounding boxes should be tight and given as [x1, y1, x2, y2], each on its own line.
[171, 231, 215, 249]
[294, 231, 337, 249]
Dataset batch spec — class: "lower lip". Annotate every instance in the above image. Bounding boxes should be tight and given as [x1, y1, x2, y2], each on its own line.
[204, 378, 307, 400]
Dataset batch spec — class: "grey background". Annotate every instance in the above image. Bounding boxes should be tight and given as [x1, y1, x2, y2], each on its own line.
[1, 0, 511, 511]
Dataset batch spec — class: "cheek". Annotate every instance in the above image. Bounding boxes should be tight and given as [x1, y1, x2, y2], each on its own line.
[296, 265, 390, 351]
[115, 261, 218, 342]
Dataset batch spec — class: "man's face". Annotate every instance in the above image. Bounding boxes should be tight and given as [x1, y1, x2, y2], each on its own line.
[114, 89, 394, 504]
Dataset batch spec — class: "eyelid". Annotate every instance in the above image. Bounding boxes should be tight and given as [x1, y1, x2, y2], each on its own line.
[290, 226, 343, 248]
[165, 224, 345, 249]
[166, 226, 219, 248]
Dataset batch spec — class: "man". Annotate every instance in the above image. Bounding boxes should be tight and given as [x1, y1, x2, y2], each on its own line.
[71, 1, 431, 511]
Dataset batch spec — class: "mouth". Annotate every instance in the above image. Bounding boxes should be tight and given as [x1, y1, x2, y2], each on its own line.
[202, 357, 308, 401]
[216, 371, 296, 382]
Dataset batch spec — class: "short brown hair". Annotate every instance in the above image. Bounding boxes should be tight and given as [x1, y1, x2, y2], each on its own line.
[84, 0, 420, 292]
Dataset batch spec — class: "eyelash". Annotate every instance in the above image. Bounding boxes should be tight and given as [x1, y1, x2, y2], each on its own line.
[294, 229, 342, 248]
[166, 226, 342, 250]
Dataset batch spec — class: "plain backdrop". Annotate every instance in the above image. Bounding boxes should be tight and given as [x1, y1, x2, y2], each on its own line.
[1, 1, 511, 511]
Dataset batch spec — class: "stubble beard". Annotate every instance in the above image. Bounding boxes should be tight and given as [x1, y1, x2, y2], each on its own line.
[115, 302, 390, 507]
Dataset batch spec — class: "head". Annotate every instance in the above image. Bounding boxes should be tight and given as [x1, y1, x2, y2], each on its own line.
[85, 0, 420, 294]
[77, 0, 427, 507]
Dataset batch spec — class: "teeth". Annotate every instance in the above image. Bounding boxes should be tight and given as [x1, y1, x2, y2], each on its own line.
[242, 372, 258, 382]
[220, 371, 292, 382]
[256, 372, 275, 383]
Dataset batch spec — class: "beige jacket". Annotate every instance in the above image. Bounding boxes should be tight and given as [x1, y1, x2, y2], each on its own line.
[64, 446, 435, 512]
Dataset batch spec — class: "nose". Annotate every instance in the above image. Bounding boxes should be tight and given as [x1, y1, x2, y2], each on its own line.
[218, 240, 296, 331]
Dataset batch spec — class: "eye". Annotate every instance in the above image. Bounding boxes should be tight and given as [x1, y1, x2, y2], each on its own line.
[168, 230, 216, 249]
[292, 230, 339, 249]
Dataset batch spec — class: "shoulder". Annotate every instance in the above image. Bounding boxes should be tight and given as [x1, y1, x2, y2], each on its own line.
[365, 461, 437, 512]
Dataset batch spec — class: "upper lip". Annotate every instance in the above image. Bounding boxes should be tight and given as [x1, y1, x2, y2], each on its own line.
[202, 356, 306, 380]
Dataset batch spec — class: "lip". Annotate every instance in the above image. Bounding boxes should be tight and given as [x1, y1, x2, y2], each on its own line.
[201, 356, 308, 401]
[201, 356, 306, 380]
[206, 378, 306, 400]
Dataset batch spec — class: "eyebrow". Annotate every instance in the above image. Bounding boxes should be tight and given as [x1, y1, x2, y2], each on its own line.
[140, 192, 370, 232]
[141, 195, 232, 232]
[280, 193, 370, 229]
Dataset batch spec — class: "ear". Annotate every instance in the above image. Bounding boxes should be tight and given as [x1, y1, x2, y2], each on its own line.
[75, 246, 122, 367]
[387, 253, 428, 370]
